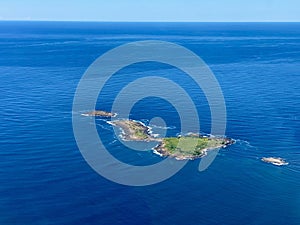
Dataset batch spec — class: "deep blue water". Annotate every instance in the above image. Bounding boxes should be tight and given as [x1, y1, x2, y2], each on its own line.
[0, 22, 300, 225]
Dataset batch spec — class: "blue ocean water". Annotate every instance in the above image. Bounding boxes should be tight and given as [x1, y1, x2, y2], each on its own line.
[0, 22, 300, 225]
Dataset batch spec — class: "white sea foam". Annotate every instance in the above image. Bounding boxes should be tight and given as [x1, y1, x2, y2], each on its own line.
[150, 124, 176, 130]
[152, 149, 163, 157]
[106, 121, 114, 126]
[109, 140, 117, 145]
[151, 133, 160, 138]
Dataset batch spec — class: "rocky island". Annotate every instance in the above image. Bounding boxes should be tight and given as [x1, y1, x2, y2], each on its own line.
[154, 135, 235, 160]
[109, 119, 156, 141]
[82, 110, 116, 117]
[261, 157, 288, 166]
[110, 119, 235, 160]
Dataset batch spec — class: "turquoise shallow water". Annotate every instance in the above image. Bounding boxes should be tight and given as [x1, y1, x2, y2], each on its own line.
[0, 22, 299, 225]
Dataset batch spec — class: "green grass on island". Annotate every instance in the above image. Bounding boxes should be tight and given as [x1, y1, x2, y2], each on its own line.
[162, 136, 225, 156]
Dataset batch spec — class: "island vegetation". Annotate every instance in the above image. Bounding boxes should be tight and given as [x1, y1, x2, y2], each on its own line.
[109, 119, 235, 160]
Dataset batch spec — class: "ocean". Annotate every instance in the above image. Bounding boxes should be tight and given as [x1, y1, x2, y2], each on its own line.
[0, 21, 299, 225]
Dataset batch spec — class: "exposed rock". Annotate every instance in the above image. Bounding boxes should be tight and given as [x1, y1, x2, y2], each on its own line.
[261, 157, 288, 166]
[82, 110, 116, 117]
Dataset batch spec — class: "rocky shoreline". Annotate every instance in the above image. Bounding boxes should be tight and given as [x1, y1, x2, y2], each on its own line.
[109, 119, 156, 141]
